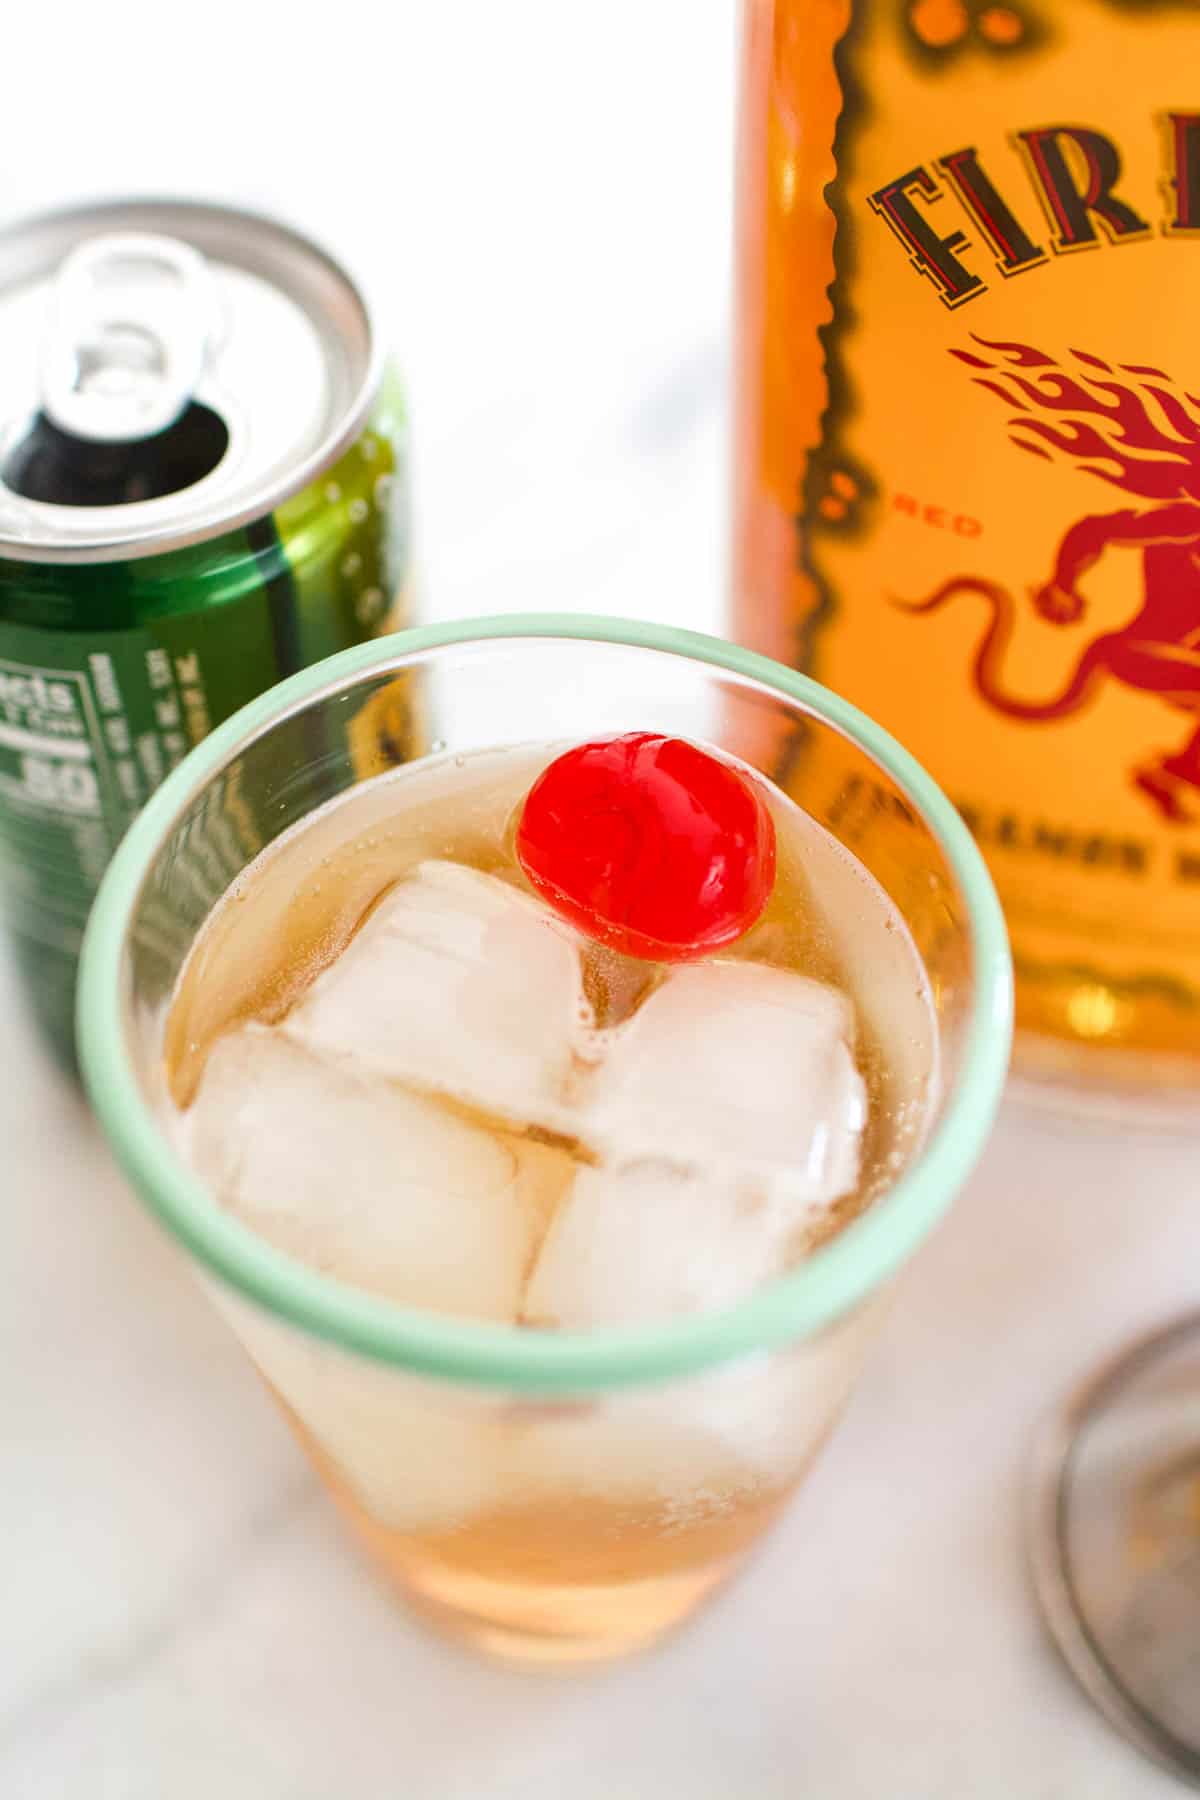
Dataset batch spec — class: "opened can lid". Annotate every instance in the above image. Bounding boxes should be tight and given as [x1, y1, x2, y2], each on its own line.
[0, 197, 381, 563]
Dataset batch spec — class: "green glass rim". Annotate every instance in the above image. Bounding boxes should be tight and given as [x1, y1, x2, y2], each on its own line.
[77, 614, 1012, 1394]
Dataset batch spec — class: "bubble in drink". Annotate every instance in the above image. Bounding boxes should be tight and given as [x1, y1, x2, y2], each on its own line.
[161, 737, 938, 1656]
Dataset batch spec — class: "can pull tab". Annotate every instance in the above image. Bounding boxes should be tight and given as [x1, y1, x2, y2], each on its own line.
[39, 233, 219, 443]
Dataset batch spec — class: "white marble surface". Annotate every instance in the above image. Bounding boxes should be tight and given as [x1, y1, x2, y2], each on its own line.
[2, 2, 1197, 1794]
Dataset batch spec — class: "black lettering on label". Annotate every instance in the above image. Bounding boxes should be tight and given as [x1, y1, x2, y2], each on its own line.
[963, 803, 1151, 876]
[867, 167, 986, 307]
[1165, 112, 1200, 234]
[937, 145, 1047, 275]
[1015, 126, 1152, 252]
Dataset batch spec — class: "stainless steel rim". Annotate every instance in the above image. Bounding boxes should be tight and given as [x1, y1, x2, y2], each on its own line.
[1027, 1311, 1200, 1790]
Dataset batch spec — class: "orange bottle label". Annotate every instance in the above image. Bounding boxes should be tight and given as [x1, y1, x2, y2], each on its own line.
[735, 0, 1200, 1066]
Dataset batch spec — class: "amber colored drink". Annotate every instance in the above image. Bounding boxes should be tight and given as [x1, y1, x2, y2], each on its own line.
[161, 743, 936, 1660]
[734, 0, 1200, 1106]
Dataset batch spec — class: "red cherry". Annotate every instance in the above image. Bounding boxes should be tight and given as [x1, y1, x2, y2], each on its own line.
[515, 733, 776, 961]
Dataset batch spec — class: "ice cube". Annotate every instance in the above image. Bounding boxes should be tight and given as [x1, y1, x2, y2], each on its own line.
[212, 1287, 509, 1532]
[523, 1163, 794, 1329]
[182, 1025, 537, 1323]
[584, 960, 867, 1213]
[514, 1304, 883, 1507]
[523, 961, 866, 1332]
[285, 860, 591, 1132]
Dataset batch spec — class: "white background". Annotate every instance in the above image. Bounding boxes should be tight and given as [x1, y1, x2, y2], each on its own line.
[0, 4, 1194, 1796]
[4, 0, 734, 637]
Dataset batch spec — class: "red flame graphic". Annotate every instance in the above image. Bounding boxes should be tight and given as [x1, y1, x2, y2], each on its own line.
[950, 335, 1200, 501]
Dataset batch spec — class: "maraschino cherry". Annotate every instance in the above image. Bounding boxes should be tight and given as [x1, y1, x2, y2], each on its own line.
[515, 732, 776, 961]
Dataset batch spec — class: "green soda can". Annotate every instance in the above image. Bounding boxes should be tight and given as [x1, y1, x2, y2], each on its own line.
[0, 199, 411, 1068]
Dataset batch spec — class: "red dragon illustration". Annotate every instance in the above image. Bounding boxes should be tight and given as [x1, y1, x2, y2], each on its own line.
[897, 335, 1200, 823]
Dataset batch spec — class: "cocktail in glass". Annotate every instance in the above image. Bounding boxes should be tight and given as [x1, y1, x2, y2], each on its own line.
[78, 616, 1011, 1664]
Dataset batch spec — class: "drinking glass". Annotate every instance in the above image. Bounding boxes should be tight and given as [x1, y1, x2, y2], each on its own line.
[78, 616, 1011, 1663]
